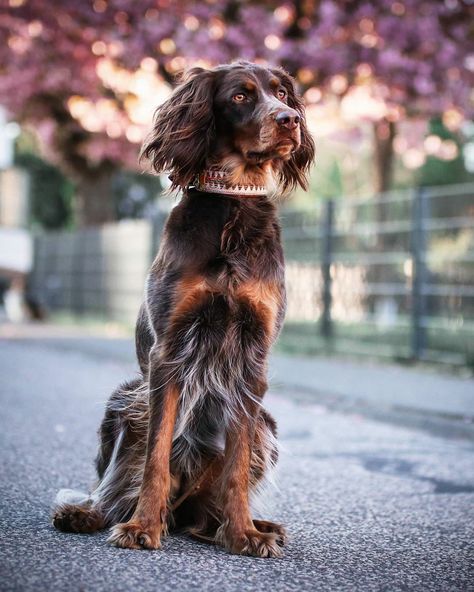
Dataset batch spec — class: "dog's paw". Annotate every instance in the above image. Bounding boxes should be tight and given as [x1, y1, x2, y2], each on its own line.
[240, 529, 283, 558]
[108, 521, 162, 550]
[222, 528, 284, 558]
[52, 504, 104, 533]
[253, 519, 287, 547]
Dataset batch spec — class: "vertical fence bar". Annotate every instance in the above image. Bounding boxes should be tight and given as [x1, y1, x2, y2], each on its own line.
[411, 187, 427, 360]
[71, 231, 83, 315]
[321, 199, 334, 339]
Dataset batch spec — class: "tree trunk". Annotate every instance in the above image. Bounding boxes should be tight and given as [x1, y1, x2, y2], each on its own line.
[371, 118, 396, 292]
[373, 118, 395, 197]
[23, 93, 118, 228]
[373, 118, 396, 247]
[74, 166, 116, 227]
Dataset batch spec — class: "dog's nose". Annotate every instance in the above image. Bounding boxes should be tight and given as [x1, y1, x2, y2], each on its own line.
[275, 110, 300, 130]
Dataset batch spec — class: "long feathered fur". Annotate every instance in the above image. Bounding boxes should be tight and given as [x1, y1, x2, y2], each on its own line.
[52, 62, 314, 557]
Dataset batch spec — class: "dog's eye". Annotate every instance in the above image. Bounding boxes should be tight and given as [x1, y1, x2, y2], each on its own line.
[232, 93, 247, 103]
[277, 89, 287, 100]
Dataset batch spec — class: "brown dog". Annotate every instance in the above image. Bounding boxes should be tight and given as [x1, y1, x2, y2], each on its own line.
[52, 61, 314, 558]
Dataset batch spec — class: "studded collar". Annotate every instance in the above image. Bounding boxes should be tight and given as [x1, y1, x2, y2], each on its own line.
[192, 169, 267, 197]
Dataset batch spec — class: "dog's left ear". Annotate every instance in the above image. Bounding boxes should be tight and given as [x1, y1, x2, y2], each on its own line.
[272, 69, 315, 192]
[141, 67, 216, 190]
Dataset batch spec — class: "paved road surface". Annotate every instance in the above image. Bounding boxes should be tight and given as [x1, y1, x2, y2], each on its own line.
[1, 335, 473, 591]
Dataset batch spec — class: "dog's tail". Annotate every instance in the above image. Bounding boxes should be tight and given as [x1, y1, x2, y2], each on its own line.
[52, 489, 105, 533]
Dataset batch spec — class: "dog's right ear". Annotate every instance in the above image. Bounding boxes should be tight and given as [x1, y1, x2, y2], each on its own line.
[141, 67, 216, 190]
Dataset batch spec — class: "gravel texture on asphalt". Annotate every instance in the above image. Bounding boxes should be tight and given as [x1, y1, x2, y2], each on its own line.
[1, 339, 473, 592]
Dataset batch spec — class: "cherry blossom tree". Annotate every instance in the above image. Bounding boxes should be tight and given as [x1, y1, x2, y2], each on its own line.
[0, 1, 165, 224]
[148, 0, 473, 193]
[1, 0, 472, 225]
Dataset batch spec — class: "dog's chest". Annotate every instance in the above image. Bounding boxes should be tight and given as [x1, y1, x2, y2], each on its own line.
[218, 202, 283, 279]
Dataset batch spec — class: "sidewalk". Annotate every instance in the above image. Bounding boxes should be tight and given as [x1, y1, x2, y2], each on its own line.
[2, 321, 473, 422]
[2, 332, 474, 591]
[269, 355, 474, 421]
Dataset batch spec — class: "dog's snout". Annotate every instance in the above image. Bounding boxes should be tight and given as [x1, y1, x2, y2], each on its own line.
[275, 110, 300, 130]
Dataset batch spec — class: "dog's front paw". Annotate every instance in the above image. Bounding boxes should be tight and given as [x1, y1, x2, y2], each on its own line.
[241, 529, 283, 558]
[108, 521, 162, 550]
[219, 527, 284, 558]
[253, 519, 287, 547]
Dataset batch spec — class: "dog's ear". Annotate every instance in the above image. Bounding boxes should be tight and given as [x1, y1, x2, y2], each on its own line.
[141, 67, 216, 189]
[272, 69, 315, 192]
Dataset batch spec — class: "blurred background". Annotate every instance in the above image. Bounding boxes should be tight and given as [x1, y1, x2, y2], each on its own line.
[1, 0, 473, 369]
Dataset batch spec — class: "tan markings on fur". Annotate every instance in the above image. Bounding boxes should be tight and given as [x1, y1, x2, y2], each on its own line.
[243, 80, 257, 92]
[250, 414, 271, 486]
[236, 280, 281, 341]
[217, 420, 254, 551]
[108, 383, 179, 549]
[169, 276, 209, 326]
[138, 383, 180, 518]
[214, 154, 278, 191]
[215, 417, 282, 557]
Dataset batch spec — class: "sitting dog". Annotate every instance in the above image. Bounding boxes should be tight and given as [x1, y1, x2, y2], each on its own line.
[52, 61, 315, 558]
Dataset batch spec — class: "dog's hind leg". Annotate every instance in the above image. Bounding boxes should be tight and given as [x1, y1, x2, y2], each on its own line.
[52, 492, 105, 533]
[95, 378, 143, 478]
[52, 378, 147, 534]
[52, 421, 143, 534]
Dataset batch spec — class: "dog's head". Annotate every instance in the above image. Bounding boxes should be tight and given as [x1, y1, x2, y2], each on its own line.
[142, 62, 315, 193]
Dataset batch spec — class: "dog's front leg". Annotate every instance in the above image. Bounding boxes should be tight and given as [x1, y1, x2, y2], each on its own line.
[216, 407, 283, 558]
[108, 364, 179, 550]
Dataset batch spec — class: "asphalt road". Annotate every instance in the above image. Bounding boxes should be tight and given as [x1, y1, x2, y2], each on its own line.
[1, 336, 473, 592]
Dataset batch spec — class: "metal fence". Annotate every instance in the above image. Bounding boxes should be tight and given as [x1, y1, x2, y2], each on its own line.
[29, 183, 474, 367]
[281, 183, 474, 367]
[30, 220, 152, 324]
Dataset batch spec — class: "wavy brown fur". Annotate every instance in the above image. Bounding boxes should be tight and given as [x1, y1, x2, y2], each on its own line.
[52, 62, 314, 558]
[141, 61, 314, 194]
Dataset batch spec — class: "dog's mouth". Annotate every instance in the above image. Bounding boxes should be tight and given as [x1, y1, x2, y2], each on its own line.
[275, 139, 298, 154]
[246, 139, 299, 164]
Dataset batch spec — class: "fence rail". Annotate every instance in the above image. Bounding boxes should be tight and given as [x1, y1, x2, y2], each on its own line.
[281, 183, 474, 366]
[29, 183, 474, 367]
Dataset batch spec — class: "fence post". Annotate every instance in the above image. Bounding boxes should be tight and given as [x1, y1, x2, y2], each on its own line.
[321, 199, 334, 339]
[411, 187, 427, 360]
